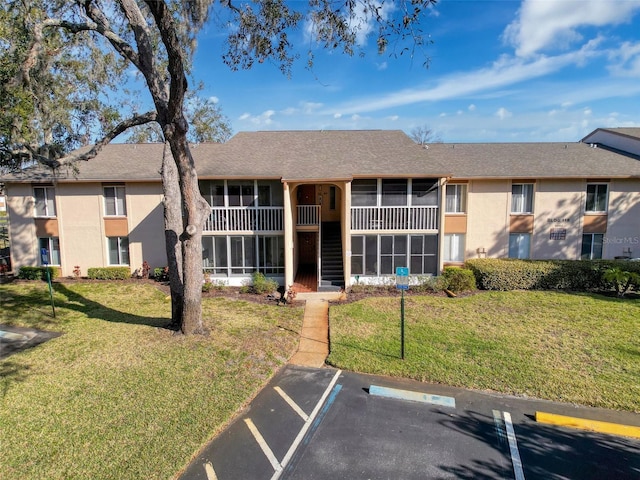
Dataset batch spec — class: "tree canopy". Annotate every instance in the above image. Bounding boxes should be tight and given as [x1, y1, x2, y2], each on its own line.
[2, 0, 438, 334]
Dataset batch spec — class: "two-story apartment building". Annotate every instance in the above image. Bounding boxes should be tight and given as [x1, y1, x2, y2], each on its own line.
[3, 128, 640, 291]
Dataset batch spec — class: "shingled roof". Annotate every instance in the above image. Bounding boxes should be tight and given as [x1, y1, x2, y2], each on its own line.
[2, 129, 640, 183]
[424, 141, 640, 179]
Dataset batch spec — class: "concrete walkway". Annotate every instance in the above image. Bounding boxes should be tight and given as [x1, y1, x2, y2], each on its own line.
[289, 292, 343, 368]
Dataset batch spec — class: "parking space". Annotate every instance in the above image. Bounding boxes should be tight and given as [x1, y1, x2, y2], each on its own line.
[178, 366, 640, 480]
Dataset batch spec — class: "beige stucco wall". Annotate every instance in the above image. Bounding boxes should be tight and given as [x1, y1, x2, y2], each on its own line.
[56, 183, 104, 276]
[466, 180, 510, 258]
[126, 182, 166, 271]
[606, 179, 640, 258]
[6, 183, 38, 270]
[530, 179, 583, 259]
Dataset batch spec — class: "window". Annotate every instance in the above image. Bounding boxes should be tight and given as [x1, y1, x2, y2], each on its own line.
[586, 184, 608, 212]
[108, 237, 130, 265]
[511, 184, 534, 214]
[445, 185, 466, 213]
[230, 236, 255, 274]
[34, 186, 56, 217]
[351, 180, 377, 206]
[258, 236, 284, 274]
[104, 186, 127, 216]
[381, 179, 407, 206]
[350, 235, 378, 276]
[581, 233, 603, 260]
[411, 180, 438, 206]
[228, 182, 255, 207]
[202, 236, 228, 275]
[200, 180, 225, 207]
[509, 233, 530, 259]
[410, 235, 438, 274]
[380, 235, 407, 274]
[352, 234, 437, 276]
[443, 234, 465, 262]
[39, 237, 60, 265]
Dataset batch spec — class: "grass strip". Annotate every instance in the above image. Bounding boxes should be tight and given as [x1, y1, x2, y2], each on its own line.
[0, 282, 303, 480]
[327, 291, 640, 412]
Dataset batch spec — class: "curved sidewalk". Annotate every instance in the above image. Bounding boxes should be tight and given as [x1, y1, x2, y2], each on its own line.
[289, 292, 343, 368]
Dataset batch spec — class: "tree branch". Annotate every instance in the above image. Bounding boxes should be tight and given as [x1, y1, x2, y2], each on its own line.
[34, 111, 158, 168]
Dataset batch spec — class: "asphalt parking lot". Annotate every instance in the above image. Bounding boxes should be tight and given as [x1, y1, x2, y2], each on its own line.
[179, 365, 640, 480]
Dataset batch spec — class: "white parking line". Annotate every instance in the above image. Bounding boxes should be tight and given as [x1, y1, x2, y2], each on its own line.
[275, 386, 309, 421]
[244, 418, 283, 475]
[272, 369, 342, 480]
[204, 462, 218, 480]
[503, 411, 526, 480]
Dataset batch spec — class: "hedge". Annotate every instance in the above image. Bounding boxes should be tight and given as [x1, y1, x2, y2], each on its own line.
[465, 258, 640, 291]
[17, 266, 61, 281]
[87, 267, 131, 280]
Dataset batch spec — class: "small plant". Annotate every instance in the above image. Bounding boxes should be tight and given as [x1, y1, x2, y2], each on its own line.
[73, 265, 81, 278]
[286, 286, 297, 303]
[202, 278, 226, 292]
[153, 266, 169, 282]
[602, 267, 640, 298]
[141, 261, 151, 279]
[411, 275, 448, 293]
[252, 272, 278, 294]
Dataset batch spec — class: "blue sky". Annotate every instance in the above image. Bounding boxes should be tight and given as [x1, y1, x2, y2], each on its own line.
[192, 0, 640, 143]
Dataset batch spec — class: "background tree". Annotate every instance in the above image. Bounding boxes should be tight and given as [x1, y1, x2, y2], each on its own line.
[4, 0, 437, 335]
[409, 124, 442, 145]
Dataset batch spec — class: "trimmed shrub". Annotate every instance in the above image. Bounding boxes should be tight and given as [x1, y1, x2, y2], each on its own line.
[465, 258, 640, 291]
[87, 267, 131, 280]
[441, 267, 476, 292]
[17, 266, 60, 281]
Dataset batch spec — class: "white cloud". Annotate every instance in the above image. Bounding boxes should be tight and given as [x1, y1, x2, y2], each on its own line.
[377, 62, 388, 71]
[208, 96, 219, 104]
[583, 108, 592, 116]
[496, 107, 512, 120]
[238, 110, 276, 126]
[388, 115, 399, 121]
[324, 42, 602, 115]
[351, 114, 361, 121]
[503, 0, 640, 57]
[456, 110, 463, 116]
[334, 113, 342, 119]
[607, 41, 640, 76]
[468, 104, 476, 112]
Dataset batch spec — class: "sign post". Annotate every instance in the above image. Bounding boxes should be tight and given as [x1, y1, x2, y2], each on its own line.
[395, 267, 409, 359]
[41, 248, 56, 318]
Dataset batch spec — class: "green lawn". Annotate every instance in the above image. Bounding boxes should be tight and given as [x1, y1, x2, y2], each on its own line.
[327, 290, 640, 412]
[0, 281, 303, 480]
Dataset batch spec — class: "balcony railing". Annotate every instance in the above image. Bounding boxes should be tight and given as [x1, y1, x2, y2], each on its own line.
[297, 205, 321, 226]
[351, 206, 438, 231]
[204, 207, 284, 232]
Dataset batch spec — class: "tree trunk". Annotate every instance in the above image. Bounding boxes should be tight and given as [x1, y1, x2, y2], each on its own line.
[165, 131, 210, 335]
[160, 143, 184, 329]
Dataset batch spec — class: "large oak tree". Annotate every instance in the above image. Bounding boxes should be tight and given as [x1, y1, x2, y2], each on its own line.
[2, 0, 436, 334]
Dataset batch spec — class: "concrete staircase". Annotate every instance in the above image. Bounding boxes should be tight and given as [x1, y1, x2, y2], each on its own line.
[319, 222, 344, 292]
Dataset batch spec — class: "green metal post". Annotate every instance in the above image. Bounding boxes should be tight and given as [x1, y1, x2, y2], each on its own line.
[46, 266, 56, 318]
[401, 288, 405, 360]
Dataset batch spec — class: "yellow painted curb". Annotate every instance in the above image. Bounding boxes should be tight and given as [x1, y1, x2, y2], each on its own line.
[536, 411, 640, 439]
